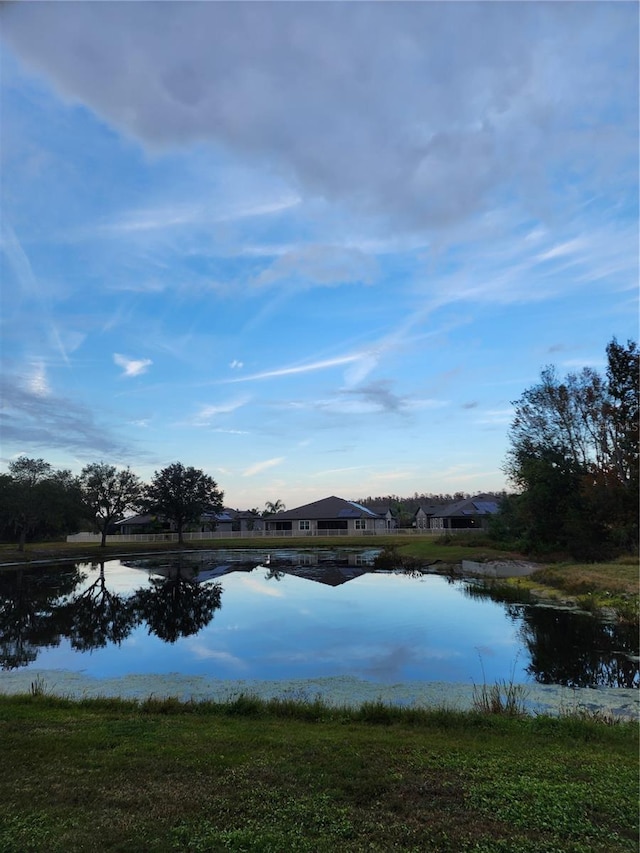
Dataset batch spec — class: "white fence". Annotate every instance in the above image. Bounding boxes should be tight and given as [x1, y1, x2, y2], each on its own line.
[66, 528, 482, 544]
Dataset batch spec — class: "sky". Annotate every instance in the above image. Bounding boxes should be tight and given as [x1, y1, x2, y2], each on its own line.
[1, 2, 638, 511]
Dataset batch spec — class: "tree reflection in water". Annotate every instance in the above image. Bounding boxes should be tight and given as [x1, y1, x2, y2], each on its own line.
[60, 562, 138, 652]
[0, 564, 83, 669]
[0, 561, 224, 666]
[133, 564, 222, 644]
[464, 580, 639, 689]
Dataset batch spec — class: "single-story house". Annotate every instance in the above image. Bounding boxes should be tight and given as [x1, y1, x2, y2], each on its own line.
[413, 503, 446, 530]
[115, 508, 264, 535]
[428, 495, 501, 530]
[114, 514, 173, 535]
[263, 496, 387, 535]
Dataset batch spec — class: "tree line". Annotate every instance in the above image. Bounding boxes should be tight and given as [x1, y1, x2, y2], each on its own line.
[0, 461, 223, 550]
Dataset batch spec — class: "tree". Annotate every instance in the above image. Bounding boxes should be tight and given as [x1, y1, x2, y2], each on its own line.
[501, 338, 639, 558]
[5, 458, 52, 551]
[80, 463, 143, 547]
[2, 457, 84, 550]
[264, 499, 286, 515]
[144, 462, 223, 545]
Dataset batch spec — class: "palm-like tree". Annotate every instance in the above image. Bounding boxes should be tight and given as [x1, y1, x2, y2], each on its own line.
[264, 499, 286, 514]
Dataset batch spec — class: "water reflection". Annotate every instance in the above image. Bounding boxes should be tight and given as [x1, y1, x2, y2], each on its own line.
[134, 566, 222, 644]
[0, 559, 224, 667]
[0, 552, 637, 690]
[0, 564, 82, 669]
[464, 580, 639, 689]
[60, 563, 137, 652]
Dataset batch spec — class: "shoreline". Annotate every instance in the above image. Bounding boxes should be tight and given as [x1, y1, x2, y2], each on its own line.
[1, 670, 638, 720]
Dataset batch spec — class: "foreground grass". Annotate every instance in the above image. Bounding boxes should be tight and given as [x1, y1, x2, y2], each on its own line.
[0, 694, 637, 853]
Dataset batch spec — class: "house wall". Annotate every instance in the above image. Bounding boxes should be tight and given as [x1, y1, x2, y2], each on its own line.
[266, 516, 385, 535]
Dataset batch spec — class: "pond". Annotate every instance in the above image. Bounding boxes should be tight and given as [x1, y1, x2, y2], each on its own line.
[0, 549, 637, 716]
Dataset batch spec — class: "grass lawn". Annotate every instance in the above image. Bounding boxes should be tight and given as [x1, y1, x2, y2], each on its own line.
[497, 558, 639, 622]
[0, 694, 637, 853]
[0, 534, 521, 567]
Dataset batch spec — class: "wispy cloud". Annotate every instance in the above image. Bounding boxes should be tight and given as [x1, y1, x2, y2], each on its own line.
[253, 244, 379, 289]
[225, 353, 367, 383]
[1, 222, 70, 362]
[561, 358, 606, 369]
[536, 237, 587, 262]
[475, 408, 514, 426]
[312, 466, 367, 478]
[242, 457, 284, 477]
[187, 397, 250, 426]
[86, 195, 300, 240]
[113, 353, 153, 378]
[187, 644, 246, 665]
[1, 370, 140, 458]
[240, 577, 285, 598]
[290, 384, 448, 418]
[27, 360, 50, 397]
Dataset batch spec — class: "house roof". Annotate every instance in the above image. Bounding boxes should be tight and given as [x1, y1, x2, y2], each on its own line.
[367, 504, 396, 517]
[266, 496, 382, 521]
[431, 495, 501, 518]
[414, 504, 445, 517]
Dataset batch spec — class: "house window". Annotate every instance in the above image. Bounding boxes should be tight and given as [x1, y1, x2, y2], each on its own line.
[355, 519, 367, 530]
[299, 520, 310, 531]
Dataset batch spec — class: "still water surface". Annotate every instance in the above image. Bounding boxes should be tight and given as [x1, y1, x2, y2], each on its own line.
[1, 549, 637, 694]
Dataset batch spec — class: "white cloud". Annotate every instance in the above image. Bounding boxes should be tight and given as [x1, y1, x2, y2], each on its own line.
[536, 238, 587, 262]
[113, 353, 152, 378]
[229, 360, 243, 369]
[27, 360, 50, 397]
[561, 358, 606, 369]
[475, 408, 514, 426]
[188, 397, 250, 426]
[242, 457, 284, 477]
[3, 3, 634, 232]
[226, 353, 367, 383]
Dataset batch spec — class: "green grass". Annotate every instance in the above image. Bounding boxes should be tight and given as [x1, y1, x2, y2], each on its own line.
[502, 558, 639, 622]
[0, 694, 636, 852]
[0, 534, 523, 569]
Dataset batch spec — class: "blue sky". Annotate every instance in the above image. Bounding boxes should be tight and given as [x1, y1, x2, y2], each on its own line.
[1, 2, 638, 510]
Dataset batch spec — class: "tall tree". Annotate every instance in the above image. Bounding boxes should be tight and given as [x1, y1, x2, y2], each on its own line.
[144, 462, 223, 545]
[80, 463, 143, 547]
[264, 499, 286, 514]
[502, 338, 639, 557]
[7, 458, 53, 551]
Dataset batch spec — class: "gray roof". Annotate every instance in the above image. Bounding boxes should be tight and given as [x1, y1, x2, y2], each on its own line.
[431, 495, 501, 518]
[266, 496, 382, 521]
[414, 503, 445, 517]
